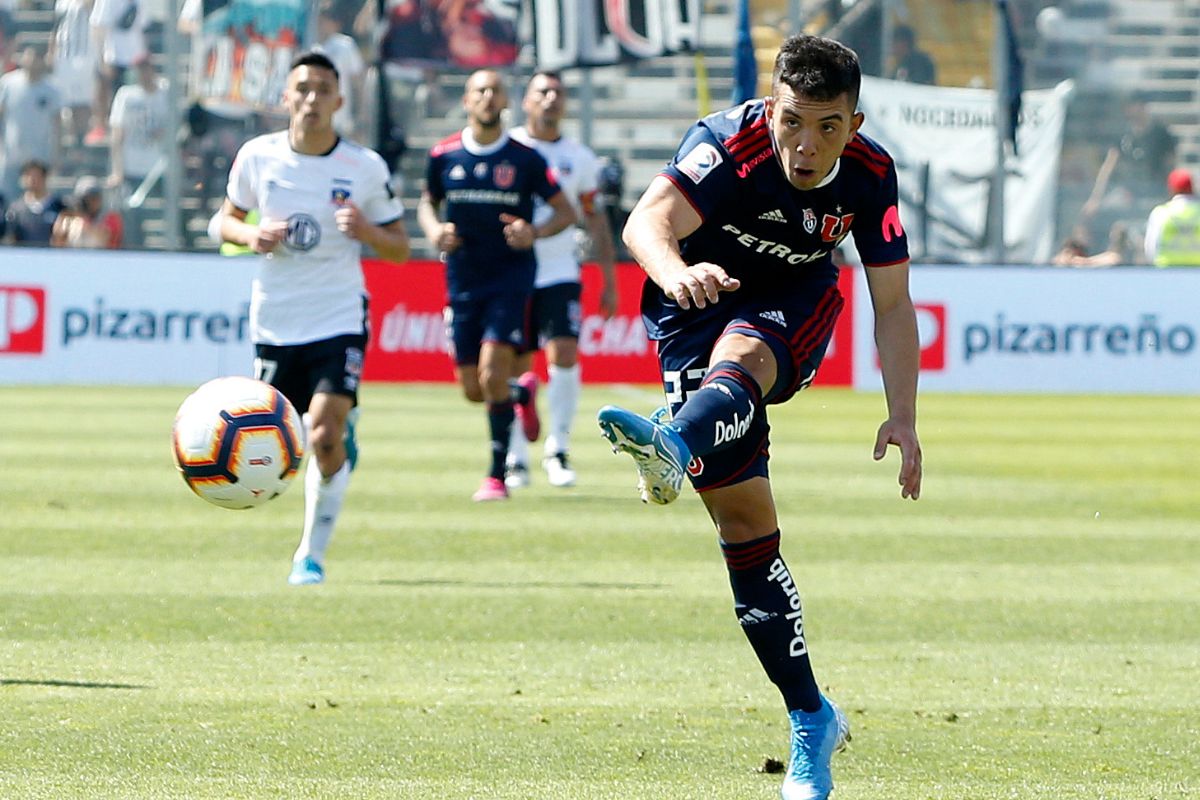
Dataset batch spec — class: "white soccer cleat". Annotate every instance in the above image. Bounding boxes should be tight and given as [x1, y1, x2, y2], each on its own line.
[542, 452, 576, 487]
[504, 462, 531, 489]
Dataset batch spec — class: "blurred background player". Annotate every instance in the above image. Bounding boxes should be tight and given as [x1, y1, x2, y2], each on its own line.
[417, 68, 576, 502]
[597, 35, 922, 800]
[214, 51, 410, 585]
[504, 69, 618, 489]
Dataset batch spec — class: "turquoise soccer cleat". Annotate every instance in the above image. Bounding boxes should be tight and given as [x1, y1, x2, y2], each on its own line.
[781, 697, 850, 800]
[597, 405, 691, 505]
[288, 556, 325, 586]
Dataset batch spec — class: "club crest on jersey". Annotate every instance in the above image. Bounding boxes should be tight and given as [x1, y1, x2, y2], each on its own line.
[494, 163, 516, 189]
[331, 187, 351, 206]
[677, 142, 723, 184]
[803, 208, 817, 234]
[473, 162, 489, 179]
[820, 212, 855, 243]
[284, 212, 321, 252]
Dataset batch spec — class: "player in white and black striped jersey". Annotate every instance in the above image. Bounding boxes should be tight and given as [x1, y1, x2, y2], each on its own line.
[214, 51, 410, 586]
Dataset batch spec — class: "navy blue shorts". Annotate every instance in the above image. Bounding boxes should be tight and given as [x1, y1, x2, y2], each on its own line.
[254, 332, 367, 415]
[523, 281, 582, 350]
[445, 290, 530, 365]
[653, 283, 844, 492]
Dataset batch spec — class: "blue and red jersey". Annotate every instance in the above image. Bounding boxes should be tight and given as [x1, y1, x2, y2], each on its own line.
[426, 130, 562, 298]
[645, 99, 909, 338]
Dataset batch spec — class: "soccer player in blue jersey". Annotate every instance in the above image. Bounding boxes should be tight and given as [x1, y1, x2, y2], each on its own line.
[597, 35, 923, 799]
[418, 69, 577, 502]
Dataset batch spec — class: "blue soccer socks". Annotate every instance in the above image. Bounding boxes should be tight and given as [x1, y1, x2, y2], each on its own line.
[721, 531, 822, 713]
[669, 360, 763, 457]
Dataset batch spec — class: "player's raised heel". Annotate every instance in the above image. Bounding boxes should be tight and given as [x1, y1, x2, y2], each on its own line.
[514, 372, 541, 442]
[596, 405, 690, 505]
[781, 697, 850, 800]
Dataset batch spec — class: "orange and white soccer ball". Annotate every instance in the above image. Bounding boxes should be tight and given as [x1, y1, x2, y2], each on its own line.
[171, 376, 305, 510]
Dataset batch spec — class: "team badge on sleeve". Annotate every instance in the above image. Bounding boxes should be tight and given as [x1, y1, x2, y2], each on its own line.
[677, 143, 723, 184]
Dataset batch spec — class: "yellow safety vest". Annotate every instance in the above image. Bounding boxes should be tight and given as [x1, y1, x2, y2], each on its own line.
[1153, 201, 1200, 267]
[219, 209, 259, 256]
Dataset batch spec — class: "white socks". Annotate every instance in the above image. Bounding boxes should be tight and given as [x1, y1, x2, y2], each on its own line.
[294, 458, 350, 565]
[544, 363, 581, 456]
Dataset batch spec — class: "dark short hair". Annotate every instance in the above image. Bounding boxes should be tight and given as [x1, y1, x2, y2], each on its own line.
[20, 159, 48, 176]
[772, 34, 862, 109]
[289, 50, 339, 82]
[529, 69, 563, 86]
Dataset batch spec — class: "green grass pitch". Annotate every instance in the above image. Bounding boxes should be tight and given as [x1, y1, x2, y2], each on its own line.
[1, 384, 1198, 799]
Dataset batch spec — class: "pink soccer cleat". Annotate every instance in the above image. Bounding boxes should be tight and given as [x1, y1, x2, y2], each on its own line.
[514, 371, 541, 442]
[472, 476, 509, 502]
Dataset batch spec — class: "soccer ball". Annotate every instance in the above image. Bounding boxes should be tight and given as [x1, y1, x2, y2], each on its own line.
[171, 376, 305, 510]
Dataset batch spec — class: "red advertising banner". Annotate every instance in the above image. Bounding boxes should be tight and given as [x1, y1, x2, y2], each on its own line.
[362, 259, 857, 386]
[362, 259, 662, 383]
[813, 267, 855, 387]
[360, 261, 859, 386]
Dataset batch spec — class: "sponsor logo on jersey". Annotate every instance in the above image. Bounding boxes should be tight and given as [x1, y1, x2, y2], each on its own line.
[676, 142, 722, 184]
[331, 188, 351, 206]
[721, 223, 829, 265]
[284, 213, 321, 252]
[882, 204, 905, 242]
[803, 208, 817, 234]
[758, 208, 786, 223]
[449, 164, 467, 181]
[735, 147, 773, 178]
[494, 163, 515, 189]
[0, 285, 46, 354]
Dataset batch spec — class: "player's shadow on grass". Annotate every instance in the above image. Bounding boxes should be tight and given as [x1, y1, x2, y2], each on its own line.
[2, 678, 150, 690]
[376, 578, 666, 591]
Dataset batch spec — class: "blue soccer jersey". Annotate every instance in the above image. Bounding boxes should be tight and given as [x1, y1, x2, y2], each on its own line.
[426, 129, 562, 298]
[644, 99, 910, 339]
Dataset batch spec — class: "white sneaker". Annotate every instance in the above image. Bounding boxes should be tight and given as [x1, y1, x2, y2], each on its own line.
[542, 452, 576, 487]
[504, 462, 530, 489]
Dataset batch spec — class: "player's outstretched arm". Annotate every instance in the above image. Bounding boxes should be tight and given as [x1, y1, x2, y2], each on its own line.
[623, 176, 739, 310]
[865, 261, 922, 500]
